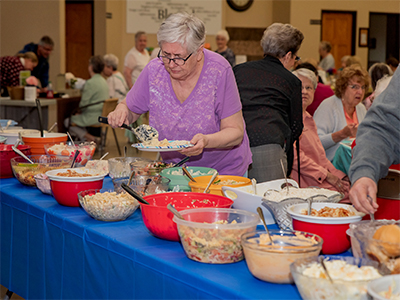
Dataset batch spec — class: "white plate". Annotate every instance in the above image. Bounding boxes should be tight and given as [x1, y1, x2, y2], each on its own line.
[132, 141, 193, 152]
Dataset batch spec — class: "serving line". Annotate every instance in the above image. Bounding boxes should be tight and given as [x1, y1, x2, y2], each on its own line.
[1, 176, 351, 300]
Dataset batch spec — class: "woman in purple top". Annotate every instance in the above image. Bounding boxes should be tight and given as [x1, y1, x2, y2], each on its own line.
[107, 12, 251, 176]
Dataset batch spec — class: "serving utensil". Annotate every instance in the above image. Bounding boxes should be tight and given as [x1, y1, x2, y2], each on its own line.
[12, 146, 34, 164]
[99, 152, 109, 160]
[121, 183, 150, 205]
[70, 150, 80, 168]
[167, 203, 184, 220]
[367, 195, 375, 221]
[128, 170, 136, 185]
[182, 165, 196, 182]
[319, 256, 334, 284]
[124, 146, 127, 158]
[251, 178, 257, 195]
[35, 99, 44, 137]
[280, 159, 289, 195]
[48, 122, 57, 132]
[143, 178, 152, 195]
[257, 207, 274, 245]
[98, 117, 158, 144]
[4, 120, 12, 131]
[203, 171, 218, 193]
[173, 156, 189, 168]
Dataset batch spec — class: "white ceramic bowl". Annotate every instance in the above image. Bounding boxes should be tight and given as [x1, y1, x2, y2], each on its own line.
[46, 167, 105, 182]
[222, 178, 299, 225]
[0, 128, 39, 145]
[367, 274, 400, 300]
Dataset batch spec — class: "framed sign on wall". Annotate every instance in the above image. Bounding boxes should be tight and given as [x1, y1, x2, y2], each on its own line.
[126, 0, 222, 35]
[359, 28, 369, 47]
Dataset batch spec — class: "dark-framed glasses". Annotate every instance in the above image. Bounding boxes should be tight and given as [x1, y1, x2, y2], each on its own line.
[348, 84, 366, 91]
[295, 55, 301, 61]
[157, 49, 193, 66]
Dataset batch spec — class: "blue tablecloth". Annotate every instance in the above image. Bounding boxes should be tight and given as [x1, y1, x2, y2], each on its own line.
[1, 176, 349, 300]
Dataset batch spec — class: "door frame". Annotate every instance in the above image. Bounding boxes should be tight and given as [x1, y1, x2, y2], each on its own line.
[321, 10, 357, 56]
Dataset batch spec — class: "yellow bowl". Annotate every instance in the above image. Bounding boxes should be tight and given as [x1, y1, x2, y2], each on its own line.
[188, 175, 251, 196]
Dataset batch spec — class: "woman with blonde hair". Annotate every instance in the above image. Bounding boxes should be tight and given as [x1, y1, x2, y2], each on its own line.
[215, 29, 235, 67]
[314, 64, 370, 161]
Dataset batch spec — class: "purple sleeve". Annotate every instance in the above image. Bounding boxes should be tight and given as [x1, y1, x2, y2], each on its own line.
[125, 66, 150, 114]
[215, 66, 242, 120]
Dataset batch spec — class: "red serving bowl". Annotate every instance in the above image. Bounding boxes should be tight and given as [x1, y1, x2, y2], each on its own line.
[46, 168, 105, 207]
[0, 144, 31, 178]
[287, 202, 363, 254]
[140, 192, 234, 241]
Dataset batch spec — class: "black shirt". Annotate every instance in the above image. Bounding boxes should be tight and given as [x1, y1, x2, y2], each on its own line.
[233, 55, 303, 171]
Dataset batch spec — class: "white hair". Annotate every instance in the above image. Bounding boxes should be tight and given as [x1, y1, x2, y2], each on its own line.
[216, 29, 229, 42]
[292, 68, 318, 89]
[157, 12, 206, 53]
[103, 54, 119, 71]
[374, 75, 392, 99]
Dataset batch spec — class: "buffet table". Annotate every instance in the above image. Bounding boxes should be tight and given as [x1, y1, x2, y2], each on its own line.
[0, 177, 350, 300]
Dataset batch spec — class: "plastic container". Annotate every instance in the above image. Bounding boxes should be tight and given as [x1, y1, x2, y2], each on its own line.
[112, 175, 170, 195]
[368, 274, 400, 300]
[222, 178, 299, 225]
[140, 192, 234, 241]
[160, 166, 217, 192]
[0, 144, 31, 178]
[290, 256, 390, 300]
[241, 230, 323, 283]
[174, 208, 259, 264]
[0, 128, 39, 145]
[21, 132, 68, 154]
[188, 175, 251, 196]
[11, 154, 72, 186]
[44, 141, 96, 167]
[287, 202, 363, 254]
[46, 168, 105, 206]
[78, 189, 139, 222]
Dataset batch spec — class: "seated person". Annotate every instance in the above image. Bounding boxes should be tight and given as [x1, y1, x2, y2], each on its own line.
[318, 41, 335, 71]
[313, 64, 369, 162]
[363, 63, 392, 110]
[65, 55, 109, 142]
[215, 29, 236, 67]
[291, 68, 350, 201]
[386, 57, 398, 73]
[294, 62, 334, 115]
[0, 52, 38, 96]
[102, 53, 129, 103]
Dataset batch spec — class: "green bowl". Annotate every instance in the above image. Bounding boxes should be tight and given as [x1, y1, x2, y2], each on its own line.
[160, 166, 217, 191]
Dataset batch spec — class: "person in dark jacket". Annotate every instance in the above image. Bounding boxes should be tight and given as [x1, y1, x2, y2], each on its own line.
[233, 23, 304, 182]
[18, 36, 54, 92]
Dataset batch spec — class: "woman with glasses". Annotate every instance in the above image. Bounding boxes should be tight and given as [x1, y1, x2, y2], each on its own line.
[314, 64, 369, 162]
[233, 23, 304, 182]
[291, 68, 350, 201]
[107, 12, 251, 176]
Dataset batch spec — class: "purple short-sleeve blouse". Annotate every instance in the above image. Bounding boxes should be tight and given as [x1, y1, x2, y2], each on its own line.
[126, 49, 251, 175]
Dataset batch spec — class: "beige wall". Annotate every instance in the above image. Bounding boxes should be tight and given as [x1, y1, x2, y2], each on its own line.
[1, 0, 399, 85]
[0, 0, 64, 88]
[290, 0, 400, 69]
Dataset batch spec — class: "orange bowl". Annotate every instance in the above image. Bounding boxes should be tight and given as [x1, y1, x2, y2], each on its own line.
[21, 132, 67, 155]
[188, 175, 251, 196]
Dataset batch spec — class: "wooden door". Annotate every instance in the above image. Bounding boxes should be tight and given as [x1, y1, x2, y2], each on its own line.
[322, 12, 355, 70]
[66, 2, 93, 79]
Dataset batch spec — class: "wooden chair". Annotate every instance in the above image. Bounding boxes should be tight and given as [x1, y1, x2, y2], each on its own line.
[87, 97, 121, 156]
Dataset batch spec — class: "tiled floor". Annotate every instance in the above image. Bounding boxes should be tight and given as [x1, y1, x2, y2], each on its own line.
[1, 129, 158, 300]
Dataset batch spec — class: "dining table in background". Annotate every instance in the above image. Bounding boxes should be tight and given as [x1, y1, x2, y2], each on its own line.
[0, 96, 81, 133]
[0, 176, 353, 300]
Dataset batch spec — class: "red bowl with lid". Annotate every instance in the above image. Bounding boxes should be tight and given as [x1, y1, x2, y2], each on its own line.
[0, 144, 31, 178]
[140, 192, 234, 241]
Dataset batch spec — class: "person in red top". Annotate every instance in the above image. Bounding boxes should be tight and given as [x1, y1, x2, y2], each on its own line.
[294, 62, 334, 115]
[0, 52, 38, 96]
[291, 68, 350, 201]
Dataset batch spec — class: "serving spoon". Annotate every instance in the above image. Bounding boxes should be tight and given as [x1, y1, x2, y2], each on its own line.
[12, 146, 34, 164]
[182, 165, 196, 182]
[121, 183, 150, 205]
[280, 159, 289, 195]
[203, 171, 218, 193]
[167, 204, 184, 220]
[257, 207, 274, 245]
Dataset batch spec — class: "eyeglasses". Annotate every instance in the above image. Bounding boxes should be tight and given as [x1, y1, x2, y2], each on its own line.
[302, 86, 313, 91]
[295, 55, 301, 61]
[348, 84, 366, 91]
[157, 49, 193, 66]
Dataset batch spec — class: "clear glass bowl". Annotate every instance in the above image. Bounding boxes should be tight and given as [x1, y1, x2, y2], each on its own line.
[112, 175, 170, 195]
[78, 189, 139, 222]
[108, 157, 152, 178]
[44, 141, 96, 167]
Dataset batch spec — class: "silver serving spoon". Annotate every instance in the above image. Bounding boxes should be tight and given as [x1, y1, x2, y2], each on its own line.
[4, 120, 12, 131]
[203, 171, 218, 193]
[251, 178, 257, 195]
[367, 195, 375, 221]
[257, 207, 274, 245]
[12, 146, 34, 164]
[48, 122, 57, 132]
[167, 203, 184, 220]
[280, 159, 289, 195]
[99, 152, 109, 160]
[319, 257, 334, 284]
